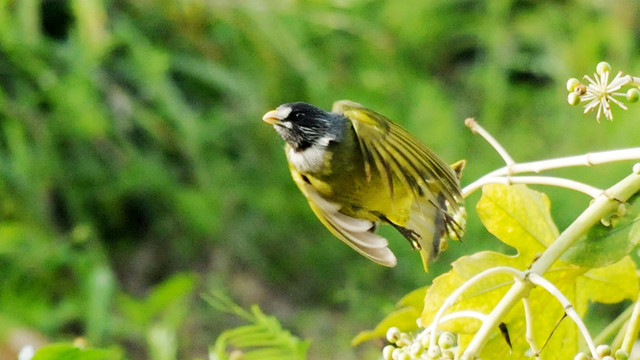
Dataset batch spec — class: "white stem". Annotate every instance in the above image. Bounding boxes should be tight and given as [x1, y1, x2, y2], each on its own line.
[621, 295, 640, 355]
[440, 310, 488, 324]
[428, 266, 525, 347]
[522, 297, 541, 360]
[489, 148, 640, 175]
[463, 148, 640, 197]
[462, 171, 640, 358]
[463, 176, 603, 199]
[465, 118, 516, 167]
[527, 273, 598, 357]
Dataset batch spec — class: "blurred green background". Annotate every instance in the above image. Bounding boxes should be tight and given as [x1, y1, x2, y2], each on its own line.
[0, 0, 639, 359]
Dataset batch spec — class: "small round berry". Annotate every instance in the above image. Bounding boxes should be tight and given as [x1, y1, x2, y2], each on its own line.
[382, 345, 395, 360]
[442, 349, 456, 359]
[597, 62, 612, 75]
[602, 356, 615, 360]
[438, 332, 456, 349]
[615, 349, 629, 360]
[626, 88, 640, 103]
[427, 345, 442, 359]
[568, 92, 581, 106]
[397, 350, 411, 360]
[574, 352, 589, 360]
[596, 344, 612, 357]
[459, 353, 474, 360]
[409, 342, 424, 357]
[567, 78, 581, 92]
[386, 327, 401, 344]
[391, 347, 404, 360]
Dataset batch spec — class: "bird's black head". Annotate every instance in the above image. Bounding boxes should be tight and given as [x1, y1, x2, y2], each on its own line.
[262, 102, 343, 151]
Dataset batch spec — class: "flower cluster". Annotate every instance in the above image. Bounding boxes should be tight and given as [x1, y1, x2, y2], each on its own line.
[567, 62, 640, 122]
[574, 344, 629, 360]
[382, 327, 458, 360]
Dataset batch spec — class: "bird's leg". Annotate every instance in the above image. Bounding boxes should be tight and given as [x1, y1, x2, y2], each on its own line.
[372, 212, 422, 250]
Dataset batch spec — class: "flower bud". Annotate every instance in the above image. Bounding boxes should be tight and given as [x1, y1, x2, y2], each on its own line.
[438, 332, 456, 349]
[596, 344, 612, 357]
[386, 327, 401, 344]
[410, 342, 424, 357]
[427, 345, 442, 359]
[568, 92, 581, 106]
[567, 78, 581, 92]
[626, 88, 640, 103]
[597, 61, 612, 75]
[615, 349, 629, 360]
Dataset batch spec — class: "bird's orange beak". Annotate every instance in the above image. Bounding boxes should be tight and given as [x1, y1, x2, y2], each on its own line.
[262, 110, 282, 125]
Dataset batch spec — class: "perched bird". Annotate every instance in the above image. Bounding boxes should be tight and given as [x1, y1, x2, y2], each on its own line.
[262, 100, 465, 270]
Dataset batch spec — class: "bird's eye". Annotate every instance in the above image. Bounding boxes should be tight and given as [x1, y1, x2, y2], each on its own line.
[295, 112, 303, 119]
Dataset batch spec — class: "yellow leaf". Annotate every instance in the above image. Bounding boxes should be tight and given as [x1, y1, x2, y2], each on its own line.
[352, 287, 427, 345]
[477, 184, 559, 259]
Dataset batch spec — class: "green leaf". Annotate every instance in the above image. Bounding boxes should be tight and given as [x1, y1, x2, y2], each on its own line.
[422, 251, 521, 333]
[206, 293, 310, 360]
[117, 273, 197, 327]
[575, 256, 639, 309]
[562, 193, 640, 268]
[352, 307, 420, 346]
[476, 184, 559, 259]
[420, 185, 638, 360]
[32, 344, 122, 360]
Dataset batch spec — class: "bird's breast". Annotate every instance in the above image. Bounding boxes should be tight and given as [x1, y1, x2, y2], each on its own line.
[286, 144, 331, 174]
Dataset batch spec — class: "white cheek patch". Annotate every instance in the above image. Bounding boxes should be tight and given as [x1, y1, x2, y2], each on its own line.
[276, 105, 292, 119]
[317, 136, 333, 147]
[287, 145, 326, 173]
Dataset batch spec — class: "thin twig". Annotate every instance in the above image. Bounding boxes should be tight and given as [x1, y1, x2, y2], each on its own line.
[621, 296, 640, 355]
[465, 118, 516, 167]
[462, 171, 640, 358]
[527, 273, 597, 357]
[463, 176, 603, 199]
[440, 310, 488, 324]
[522, 297, 541, 360]
[463, 148, 640, 197]
[428, 266, 525, 347]
[484, 148, 640, 176]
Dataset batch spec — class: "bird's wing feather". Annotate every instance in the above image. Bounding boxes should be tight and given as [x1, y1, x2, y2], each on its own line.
[332, 100, 462, 266]
[332, 100, 461, 207]
[289, 166, 397, 267]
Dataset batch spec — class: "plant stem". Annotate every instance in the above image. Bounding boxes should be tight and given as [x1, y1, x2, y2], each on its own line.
[428, 266, 524, 347]
[522, 297, 541, 360]
[531, 171, 640, 274]
[621, 296, 640, 355]
[527, 273, 597, 357]
[440, 310, 487, 323]
[462, 171, 640, 358]
[463, 176, 603, 199]
[463, 148, 640, 196]
[465, 118, 516, 167]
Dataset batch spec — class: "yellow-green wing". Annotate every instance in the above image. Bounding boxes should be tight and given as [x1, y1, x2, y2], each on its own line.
[332, 100, 462, 210]
[289, 164, 397, 267]
[332, 100, 463, 268]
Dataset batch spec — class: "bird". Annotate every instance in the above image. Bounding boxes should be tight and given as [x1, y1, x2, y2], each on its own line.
[262, 100, 465, 270]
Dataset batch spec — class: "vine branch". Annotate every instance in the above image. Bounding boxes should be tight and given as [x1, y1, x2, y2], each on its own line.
[461, 170, 640, 358]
